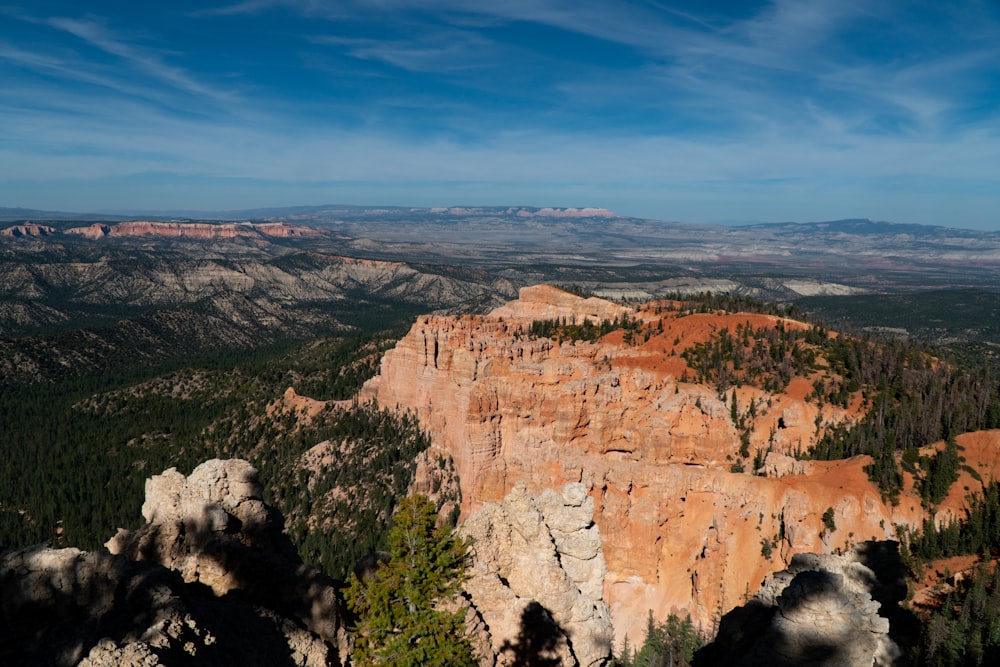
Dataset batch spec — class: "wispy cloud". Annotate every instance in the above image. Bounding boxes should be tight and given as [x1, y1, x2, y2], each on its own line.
[2, 1, 999, 227]
[310, 29, 495, 74]
[190, 0, 287, 17]
[43, 16, 235, 104]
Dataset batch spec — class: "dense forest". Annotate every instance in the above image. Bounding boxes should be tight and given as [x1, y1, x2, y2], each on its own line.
[0, 320, 441, 579]
[895, 482, 1000, 666]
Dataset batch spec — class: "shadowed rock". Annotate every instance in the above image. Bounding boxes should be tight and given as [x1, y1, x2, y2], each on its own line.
[1, 459, 349, 666]
[461, 482, 613, 667]
[695, 541, 906, 667]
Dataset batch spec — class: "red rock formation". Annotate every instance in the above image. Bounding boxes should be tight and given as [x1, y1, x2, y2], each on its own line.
[63, 220, 323, 240]
[64, 223, 112, 239]
[361, 286, 1000, 645]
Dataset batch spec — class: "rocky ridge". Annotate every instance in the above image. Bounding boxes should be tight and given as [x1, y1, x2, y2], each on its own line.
[26, 220, 325, 240]
[1, 459, 349, 666]
[360, 285, 1000, 644]
[1, 456, 618, 667]
[0, 222, 56, 237]
[0, 244, 515, 383]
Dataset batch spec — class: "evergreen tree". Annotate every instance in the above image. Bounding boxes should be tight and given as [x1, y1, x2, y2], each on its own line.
[627, 610, 702, 667]
[344, 494, 476, 667]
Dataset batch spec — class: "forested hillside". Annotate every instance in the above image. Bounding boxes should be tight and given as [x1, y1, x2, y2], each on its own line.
[0, 234, 509, 577]
[675, 294, 1000, 502]
[651, 295, 1000, 665]
[0, 323, 445, 580]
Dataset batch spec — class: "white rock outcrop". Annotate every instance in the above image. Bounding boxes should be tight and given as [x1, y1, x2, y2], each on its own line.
[461, 482, 613, 667]
[1, 459, 349, 666]
[698, 542, 903, 667]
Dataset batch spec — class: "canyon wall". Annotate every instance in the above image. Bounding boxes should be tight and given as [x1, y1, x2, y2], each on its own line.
[361, 285, 1000, 645]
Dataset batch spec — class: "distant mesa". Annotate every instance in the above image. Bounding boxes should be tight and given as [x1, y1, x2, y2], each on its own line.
[514, 207, 619, 218]
[0, 222, 57, 237]
[50, 220, 326, 240]
[426, 206, 619, 218]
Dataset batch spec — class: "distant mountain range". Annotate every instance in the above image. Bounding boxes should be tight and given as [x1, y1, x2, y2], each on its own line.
[3, 206, 998, 299]
[0, 204, 619, 222]
[746, 217, 991, 238]
[2, 204, 994, 235]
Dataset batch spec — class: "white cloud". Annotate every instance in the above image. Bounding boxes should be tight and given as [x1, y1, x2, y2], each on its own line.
[2, 1, 999, 228]
[44, 16, 236, 104]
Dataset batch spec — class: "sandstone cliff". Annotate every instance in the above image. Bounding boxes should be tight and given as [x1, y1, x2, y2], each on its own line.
[1, 459, 349, 666]
[360, 285, 1000, 645]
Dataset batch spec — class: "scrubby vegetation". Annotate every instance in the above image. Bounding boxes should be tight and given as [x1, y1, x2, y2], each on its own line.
[864, 473, 1000, 666]
[910, 563, 1000, 667]
[901, 481, 1000, 567]
[681, 321, 826, 393]
[525, 314, 643, 343]
[667, 292, 800, 319]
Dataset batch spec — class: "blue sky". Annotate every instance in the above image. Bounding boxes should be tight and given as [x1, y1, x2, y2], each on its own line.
[2, 1, 999, 229]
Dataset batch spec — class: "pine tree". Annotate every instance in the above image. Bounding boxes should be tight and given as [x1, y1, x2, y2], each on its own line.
[631, 610, 702, 667]
[344, 494, 477, 667]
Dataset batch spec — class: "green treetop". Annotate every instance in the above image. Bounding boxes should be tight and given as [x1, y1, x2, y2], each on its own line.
[344, 494, 477, 667]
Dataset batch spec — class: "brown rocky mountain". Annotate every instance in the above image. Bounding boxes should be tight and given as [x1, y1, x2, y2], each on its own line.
[0, 456, 617, 666]
[4, 210, 1000, 664]
[359, 285, 1000, 646]
[7, 284, 999, 665]
[2, 454, 914, 667]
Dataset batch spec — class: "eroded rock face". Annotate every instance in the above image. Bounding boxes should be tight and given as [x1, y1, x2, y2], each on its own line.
[0, 544, 337, 667]
[697, 542, 904, 667]
[358, 286, 953, 644]
[461, 482, 614, 667]
[2, 459, 348, 666]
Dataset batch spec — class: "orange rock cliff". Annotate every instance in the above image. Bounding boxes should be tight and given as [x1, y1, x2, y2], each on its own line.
[359, 285, 1000, 645]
